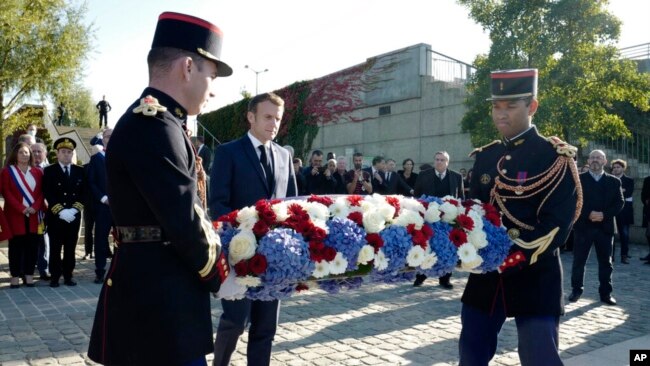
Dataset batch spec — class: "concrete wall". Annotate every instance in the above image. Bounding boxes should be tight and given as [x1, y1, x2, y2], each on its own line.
[309, 44, 475, 173]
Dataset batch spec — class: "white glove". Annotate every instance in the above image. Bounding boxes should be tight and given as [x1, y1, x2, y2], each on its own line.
[68, 208, 79, 216]
[216, 267, 247, 300]
[58, 211, 74, 223]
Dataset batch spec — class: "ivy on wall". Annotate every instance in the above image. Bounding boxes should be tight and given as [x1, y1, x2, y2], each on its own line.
[198, 57, 398, 160]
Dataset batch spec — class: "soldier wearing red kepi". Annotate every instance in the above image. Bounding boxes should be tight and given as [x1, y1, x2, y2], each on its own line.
[459, 68, 582, 366]
[87, 12, 231, 366]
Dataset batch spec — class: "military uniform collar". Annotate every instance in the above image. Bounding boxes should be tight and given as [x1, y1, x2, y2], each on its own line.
[502, 125, 537, 150]
[140, 87, 188, 124]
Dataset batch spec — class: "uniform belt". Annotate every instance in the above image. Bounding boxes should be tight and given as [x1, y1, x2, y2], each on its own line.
[116, 226, 166, 243]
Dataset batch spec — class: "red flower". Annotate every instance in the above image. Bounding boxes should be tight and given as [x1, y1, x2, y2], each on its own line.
[269, 199, 282, 205]
[449, 228, 468, 247]
[347, 211, 363, 226]
[366, 233, 384, 252]
[216, 210, 239, 225]
[234, 260, 249, 276]
[418, 200, 429, 210]
[296, 282, 309, 292]
[411, 230, 427, 249]
[252, 220, 270, 237]
[249, 254, 268, 275]
[323, 246, 337, 261]
[483, 203, 498, 214]
[421, 224, 434, 240]
[446, 198, 460, 206]
[456, 214, 475, 231]
[309, 241, 325, 262]
[309, 226, 328, 242]
[347, 195, 363, 206]
[212, 221, 221, 230]
[255, 200, 277, 225]
[385, 196, 400, 217]
[486, 212, 501, 226]
[307, 195, 333, 206]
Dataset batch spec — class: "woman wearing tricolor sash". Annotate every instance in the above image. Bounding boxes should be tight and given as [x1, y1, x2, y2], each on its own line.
[1, 142, 44, 288]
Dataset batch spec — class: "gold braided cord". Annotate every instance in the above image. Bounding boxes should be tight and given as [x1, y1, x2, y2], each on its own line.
[567, 157, 583, 224]
[490, 155, 575, 231]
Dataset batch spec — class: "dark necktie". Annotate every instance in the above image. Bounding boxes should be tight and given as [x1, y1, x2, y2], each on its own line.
[258, 145, 274, 193]
[64, 165, 70, 178]
[386, 172, 391, 181]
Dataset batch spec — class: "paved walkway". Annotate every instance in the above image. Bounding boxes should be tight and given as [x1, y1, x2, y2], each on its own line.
[0, 237, 649, 365]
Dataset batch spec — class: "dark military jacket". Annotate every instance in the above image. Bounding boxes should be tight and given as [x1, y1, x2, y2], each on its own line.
[43, 163, 85, 229]
[88, 88, 225, 366]
[462, 126, 579, 317]
[615, 174, 634, 226]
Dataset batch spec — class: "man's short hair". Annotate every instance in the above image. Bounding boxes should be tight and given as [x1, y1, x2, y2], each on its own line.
[386, 158, 396, 164]
[147, 47, 205, 79]
[434, 151, 450, 161]
[611, 159, 627, 170]
[293, 157, 302, 165]
[353, 152, 363, 159]
[372, 156, 385, 166]
[31, 142, 46, 152]
[310, 150, 323, 158]
[248, 92, 284, 114]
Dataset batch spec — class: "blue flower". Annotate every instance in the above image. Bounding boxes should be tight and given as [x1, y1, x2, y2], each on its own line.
[318, 277, 365, 294]
[422, 222, 458, 278]
[375, 226, 412, 275]
[257, 228, 315, 286]
[476, 218, 512, 272]
[418, 195, 443, 205]
[246, 284, 295, 301]
[324, 217, 366, 271]
[219, 227, 239, 258]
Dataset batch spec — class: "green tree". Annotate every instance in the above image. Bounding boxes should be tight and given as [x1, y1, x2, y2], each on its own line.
[0, 0, 93, 161]
[55, 85, 96, 128]
[458, 0, 650, 147]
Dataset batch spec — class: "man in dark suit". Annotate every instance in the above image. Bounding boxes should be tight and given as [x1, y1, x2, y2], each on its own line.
[364, 156, 388, 194]
[461, 69, 580, 365]
[611, 159, 634, 264]
[384, 159, 414, 195]
[88, 12, 229, 365]
[87, 129, 113, 284]
[210, 92, 297, 366]
[569, 150, 624, 305]
[43, 138, 85, 287]
[412, 151, 464, 289]
[642, 175, 650, 263]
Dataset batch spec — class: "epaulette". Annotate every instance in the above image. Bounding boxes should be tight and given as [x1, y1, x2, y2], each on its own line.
[546, 136, 577, 158]
[132, 95, 167, 116]
[468, 140, 501, 157]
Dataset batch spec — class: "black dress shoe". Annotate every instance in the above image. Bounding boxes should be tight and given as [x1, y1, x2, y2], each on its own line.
[413, 274, 427, 287]
[64, 279, 77, 286]
[601, 296, 617, 305]
[50, 281, 60, 288]
[568, 291, 582, 302]
[439, 281, 454, 290]
[10, 284, 20, 289]
[39, 273, 51, 280]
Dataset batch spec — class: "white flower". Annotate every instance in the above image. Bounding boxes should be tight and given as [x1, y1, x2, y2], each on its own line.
[305, 202, 330, 222]
[468, 210, 484, 230]
[373, 250, 389, 271]
[468, 229, 488, 249]
[439, 201, 459, 223]
[470, 203, 486, 217]
[271, 201, 290, 222]
[235, 275, 262, 287]
[393, 209, 424, 229]
[458, 243, 480, 265]
[377, 203, 396, 221]
[420, 253, 438, 270]
[312, 260, 330, 278]
[359, 200, 375, 214]
[329, 198, 350, 219]
[400, 197, 425, 214]
[236, 206, 258, 230]
[228, 230, 257, 263]
[363, 210, 386, 233]
[406, 246, 426, 267]
[329, 252, 348, 275]
[424, 203, 441, 223]
[357, 245, 375, 265]
[460, 256, 484, 271]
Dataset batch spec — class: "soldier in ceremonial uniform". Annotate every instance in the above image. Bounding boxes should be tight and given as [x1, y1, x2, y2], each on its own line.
[87, 12, 230, 366]
[43, 138, 85, 287]
[460, 69, 581, 366]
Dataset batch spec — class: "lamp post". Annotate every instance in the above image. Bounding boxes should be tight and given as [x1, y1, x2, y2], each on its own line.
[245, 65, 269, 95]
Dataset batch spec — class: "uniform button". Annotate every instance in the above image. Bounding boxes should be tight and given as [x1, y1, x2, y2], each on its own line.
[501, 169, 507, 174]
[107, 279, 113, 287]
[64, 193, 67, 196]
[505, 155, 512, 160]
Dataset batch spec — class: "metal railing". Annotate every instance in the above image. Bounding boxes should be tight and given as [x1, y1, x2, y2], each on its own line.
[595, 131, 650, 166]
[196, 120, 221, 150]
[620, 42, 650, 60]
[428, 49, 476, 84]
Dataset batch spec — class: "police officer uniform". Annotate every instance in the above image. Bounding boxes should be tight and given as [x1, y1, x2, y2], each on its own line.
[43, 138, 85, 287]
[87, 12, 229, 366]
[459, 69, 581, 366]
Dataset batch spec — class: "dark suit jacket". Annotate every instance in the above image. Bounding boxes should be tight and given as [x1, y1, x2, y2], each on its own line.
[642, 176, 650, 227]
[615, 174, 634, 225]
[87, 152, 112, 226]
[209, 135, 297, 219]
[384, 171, 413, 195]
[197, 144, 212, 174]
[575, 172, 624, 235]
[414, 169, 465, 199]
[364, 167, 387, 194]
